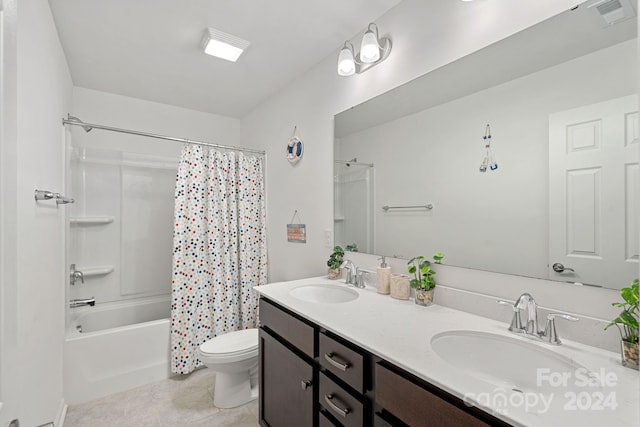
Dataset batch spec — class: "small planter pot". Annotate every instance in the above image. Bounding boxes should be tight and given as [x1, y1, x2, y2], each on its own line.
[621, 340, 639, 370]
[415, 289, 434, 306]
[327, 268, 342, 280]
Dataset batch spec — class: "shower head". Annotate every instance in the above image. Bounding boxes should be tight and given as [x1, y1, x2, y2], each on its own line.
[66, 115, 93, 133]
[346, 157, 357, 167]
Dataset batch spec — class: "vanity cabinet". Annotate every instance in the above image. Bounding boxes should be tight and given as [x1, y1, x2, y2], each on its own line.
[259, 328, 314, 427]
[259, 297, 511, 427]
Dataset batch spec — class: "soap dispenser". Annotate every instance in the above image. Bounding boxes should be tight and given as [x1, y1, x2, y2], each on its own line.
[376, 256, 391, 294]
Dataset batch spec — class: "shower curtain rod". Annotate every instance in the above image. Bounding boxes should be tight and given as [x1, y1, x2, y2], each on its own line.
[61, 114, 266, 156]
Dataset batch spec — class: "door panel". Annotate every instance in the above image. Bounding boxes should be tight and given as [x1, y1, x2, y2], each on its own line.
[259, 329, 314, 427]
[549, 95, 639, 288]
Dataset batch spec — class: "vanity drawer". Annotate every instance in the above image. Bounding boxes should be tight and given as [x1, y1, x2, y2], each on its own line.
[319, 331, 366, 393]
[375, 362, 495, 427]
[319, 409, 340, 427]
[259, 298, 315, 358]
[319, 371, 366, 427]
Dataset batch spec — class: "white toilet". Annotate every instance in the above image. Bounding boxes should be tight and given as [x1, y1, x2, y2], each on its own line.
[197, 328, 259, 408]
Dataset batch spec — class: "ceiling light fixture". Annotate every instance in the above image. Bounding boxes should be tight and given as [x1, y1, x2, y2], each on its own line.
[337, 23, 391, 77]
[200, 28, 250, 62]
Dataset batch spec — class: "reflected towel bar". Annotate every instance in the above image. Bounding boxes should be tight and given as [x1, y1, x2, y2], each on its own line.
[382, 204, 433, 212]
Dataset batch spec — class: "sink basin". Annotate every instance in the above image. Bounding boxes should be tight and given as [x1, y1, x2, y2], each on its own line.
[431, 330, 593, 393]
[289, 284, 359, 304]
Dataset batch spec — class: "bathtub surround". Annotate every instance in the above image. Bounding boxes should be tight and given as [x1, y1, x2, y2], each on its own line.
[171, 145, 267, 374]
[67, 146, 177, 305]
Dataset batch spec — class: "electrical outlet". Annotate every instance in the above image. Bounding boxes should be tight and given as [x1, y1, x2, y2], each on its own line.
[324, 229, 333, 248]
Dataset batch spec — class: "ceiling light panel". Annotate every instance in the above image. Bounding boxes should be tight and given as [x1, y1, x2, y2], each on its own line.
[200, 28, 250, 62]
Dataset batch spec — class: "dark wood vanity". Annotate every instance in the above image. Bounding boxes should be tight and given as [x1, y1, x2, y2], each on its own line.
[258, 298, 512, 427]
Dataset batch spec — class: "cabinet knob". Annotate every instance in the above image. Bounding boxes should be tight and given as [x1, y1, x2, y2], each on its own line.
[300, 379, 312, 391]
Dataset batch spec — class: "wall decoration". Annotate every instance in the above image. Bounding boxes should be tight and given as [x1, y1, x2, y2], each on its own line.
[287, 210, 306, 243]
[479, 124, 498, 172]
[286, 126, 304, 164]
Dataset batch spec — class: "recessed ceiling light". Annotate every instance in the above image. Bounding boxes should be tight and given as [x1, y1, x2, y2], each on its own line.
[200, 28, 250, 62]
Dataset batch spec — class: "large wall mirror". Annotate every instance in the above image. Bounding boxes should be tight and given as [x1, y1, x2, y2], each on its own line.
[334, 1, 639, 290]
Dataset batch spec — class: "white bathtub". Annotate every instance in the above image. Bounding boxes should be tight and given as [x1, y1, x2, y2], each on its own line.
[64, 296, 172, 404]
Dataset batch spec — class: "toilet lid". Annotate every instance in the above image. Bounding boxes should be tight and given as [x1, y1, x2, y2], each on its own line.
[200, 328, 258, 355]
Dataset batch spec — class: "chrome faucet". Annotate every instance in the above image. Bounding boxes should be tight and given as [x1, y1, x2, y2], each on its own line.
[497, 293, 578, 345]
[340, 260, 356, 285]
[70, 264, 84, 286]
[355, 267, 375, 289]
[70, 297, 95, 308]
[516, 293, 539, 335]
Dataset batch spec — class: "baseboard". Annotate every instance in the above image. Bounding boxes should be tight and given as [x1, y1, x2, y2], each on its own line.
[55, 399, 67, 427]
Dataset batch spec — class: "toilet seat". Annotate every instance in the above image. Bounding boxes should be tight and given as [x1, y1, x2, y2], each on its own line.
[198, 329, 258, 364]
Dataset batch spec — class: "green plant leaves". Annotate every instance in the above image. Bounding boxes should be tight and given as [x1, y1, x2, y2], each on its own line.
[407, 253, 444, 291]
[607, 278, 639, 343]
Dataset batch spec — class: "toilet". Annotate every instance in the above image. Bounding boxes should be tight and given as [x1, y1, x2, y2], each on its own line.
[198, 328, 259, 408]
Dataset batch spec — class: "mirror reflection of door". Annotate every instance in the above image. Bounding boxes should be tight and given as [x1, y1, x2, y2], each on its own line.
[549, 95, 639, 287]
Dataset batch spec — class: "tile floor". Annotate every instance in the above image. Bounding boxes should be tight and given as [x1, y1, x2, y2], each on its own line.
[63, 368, 258, 427]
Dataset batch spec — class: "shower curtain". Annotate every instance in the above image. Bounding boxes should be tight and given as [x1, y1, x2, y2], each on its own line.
[170, 144, 267, 374]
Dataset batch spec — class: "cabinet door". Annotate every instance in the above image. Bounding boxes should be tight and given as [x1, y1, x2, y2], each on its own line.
[260, 328, 314, 427]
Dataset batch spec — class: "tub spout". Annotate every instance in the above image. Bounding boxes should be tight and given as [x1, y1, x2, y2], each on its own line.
[70, 297, 95, 308]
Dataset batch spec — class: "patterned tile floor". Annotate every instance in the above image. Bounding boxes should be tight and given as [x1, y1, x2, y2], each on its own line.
[63, 368, 258, 427]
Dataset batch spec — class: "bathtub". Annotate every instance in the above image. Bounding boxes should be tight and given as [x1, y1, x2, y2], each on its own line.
[64, 296, 172, 404]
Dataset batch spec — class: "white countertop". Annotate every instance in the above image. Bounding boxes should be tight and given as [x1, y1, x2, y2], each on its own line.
[255, 276, 640, 427]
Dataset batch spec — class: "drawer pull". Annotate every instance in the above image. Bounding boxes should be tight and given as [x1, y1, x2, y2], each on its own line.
[324, 393, 351, 418]
[324, 352, 351, 371]
[300, 379, 312, 391]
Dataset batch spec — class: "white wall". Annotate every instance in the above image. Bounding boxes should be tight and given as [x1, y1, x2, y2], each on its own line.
[337, 40, 637, 280]
[241, 0, 636, 352]
[71, 87, 242, 155]
[242, 0, 578, 282]
[0, 0, 72, 425]
[0, 0, 19, 424]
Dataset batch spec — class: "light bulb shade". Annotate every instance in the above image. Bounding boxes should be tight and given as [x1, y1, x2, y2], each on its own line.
[360, 30, 381, 63]
[337, 46, 356, 76]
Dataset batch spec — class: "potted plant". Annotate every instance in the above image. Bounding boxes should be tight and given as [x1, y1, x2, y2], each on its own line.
[605, 279, 639, 370]
[327, 246, 345, 280]
[407, 252, 444, 306]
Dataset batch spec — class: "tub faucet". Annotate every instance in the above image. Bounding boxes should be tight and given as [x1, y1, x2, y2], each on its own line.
[340, 260, 356, 285]
[70, 297, 95, 308]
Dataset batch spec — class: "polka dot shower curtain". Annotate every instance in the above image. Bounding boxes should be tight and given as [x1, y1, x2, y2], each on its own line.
[170, 144, 267, 374]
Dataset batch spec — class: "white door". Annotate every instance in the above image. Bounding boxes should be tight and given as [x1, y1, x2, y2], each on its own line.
[549, 95, 639, 288]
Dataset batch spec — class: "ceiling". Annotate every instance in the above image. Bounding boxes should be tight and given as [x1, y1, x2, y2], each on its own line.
[48, 0, 403, 118]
